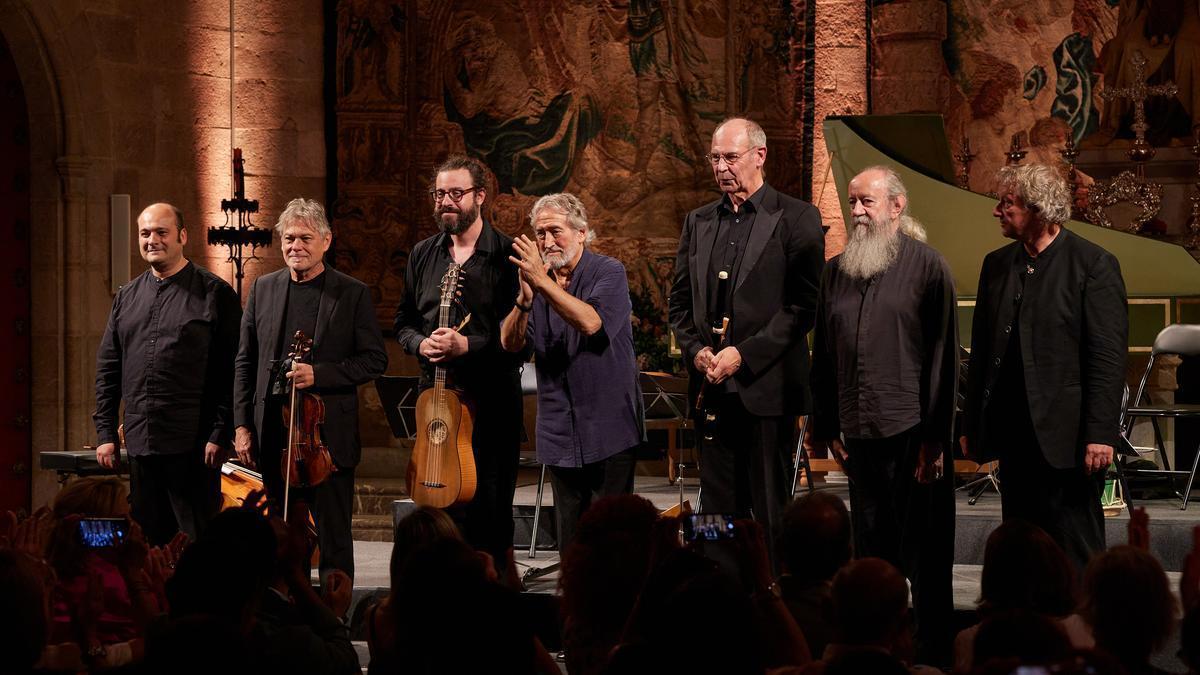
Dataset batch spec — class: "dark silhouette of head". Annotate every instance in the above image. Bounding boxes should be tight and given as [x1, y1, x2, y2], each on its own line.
[167, 508, 276, 633]
[559, 495, 662, 673]
[1082, 545, 1178, 670]
[607, 547, 762, 675]
[830, 557, 910, 649]
[978, 520, 1076, 618]
[779, 492, 851, 581]
[397, 538, 535, 673]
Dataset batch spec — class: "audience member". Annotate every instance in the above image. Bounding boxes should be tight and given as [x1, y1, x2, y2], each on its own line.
[45, 478, 166, 670]
[164, 505, 360, 675]
[609, 518, 810, 674]
[392, 537, 557, 674]
[365, 505, 464, 675]
[798, 557, 941, 674]
[0, 548, 48, 675]
[1082, 545, 1178, 675]
[953, 520, 1093, 672]
[777, 492, 851, 658]
[558, 494, 662, 675]
[971, 609, 1073, 671]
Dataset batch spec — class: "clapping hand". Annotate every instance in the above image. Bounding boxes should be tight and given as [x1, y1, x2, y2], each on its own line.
[509, 235, 550, 293]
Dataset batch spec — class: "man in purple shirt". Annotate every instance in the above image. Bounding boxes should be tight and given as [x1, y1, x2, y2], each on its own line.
[500, 192, 643, 552]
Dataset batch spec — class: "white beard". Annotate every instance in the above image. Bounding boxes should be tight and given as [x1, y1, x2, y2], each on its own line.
[840, 215, 900, 280]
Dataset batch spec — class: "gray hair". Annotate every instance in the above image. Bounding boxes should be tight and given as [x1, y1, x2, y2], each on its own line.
[860, 165, 927, 242]
[995, 164, 1071, 226]
[715, 117, 768, 149]
[529, 192, 594, 244]
[275, 197, 331, 237]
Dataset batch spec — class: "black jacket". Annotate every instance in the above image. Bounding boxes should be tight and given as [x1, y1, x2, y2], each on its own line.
[962, 228, 1128, 469]
[234, 266, 388, 468]
[668, 184, 825, 417]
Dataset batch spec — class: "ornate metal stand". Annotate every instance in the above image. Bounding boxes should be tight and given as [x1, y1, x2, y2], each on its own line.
[1088, 50, 1176, 233]
[1005, 132, 1027, 166]
[207, 148, 271, 299]
[954, 135, 975, 189]
[1060, 134, 1082, 220]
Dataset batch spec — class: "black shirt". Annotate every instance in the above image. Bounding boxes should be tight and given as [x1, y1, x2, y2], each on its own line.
[94, 262, 242, 456]
[394, 222, 526, 393]
[812, 235, 959, 443]
[279, 271, 326, 359]
[705, 187, 764, 322]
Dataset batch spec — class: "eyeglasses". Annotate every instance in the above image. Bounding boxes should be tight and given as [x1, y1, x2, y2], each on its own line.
[707, 147, 761, 166]
[428, 187, 481, 203]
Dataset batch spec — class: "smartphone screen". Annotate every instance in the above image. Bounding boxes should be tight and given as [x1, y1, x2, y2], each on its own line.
[683, 513, 737, 542]
[78, 517, 127, 548]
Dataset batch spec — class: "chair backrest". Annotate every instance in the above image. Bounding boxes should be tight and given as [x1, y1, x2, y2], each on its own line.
[1152, 324, 1200, 357]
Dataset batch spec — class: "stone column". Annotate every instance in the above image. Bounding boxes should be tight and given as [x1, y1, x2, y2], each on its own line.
[813, 0, 868, 257]
[870, 0, 949, 114]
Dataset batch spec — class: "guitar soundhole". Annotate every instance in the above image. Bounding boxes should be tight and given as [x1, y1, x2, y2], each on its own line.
[427, 419, 448, 445]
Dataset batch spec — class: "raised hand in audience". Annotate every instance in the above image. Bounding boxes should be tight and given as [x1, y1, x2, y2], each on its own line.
[0, 507, 52, 558]
[1128, 506, 1150, 551]
[322, 569, 353, 618]
[732, 518, 812, 668]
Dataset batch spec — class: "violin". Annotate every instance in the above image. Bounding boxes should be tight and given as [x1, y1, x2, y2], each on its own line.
[280, 331, 335, 521]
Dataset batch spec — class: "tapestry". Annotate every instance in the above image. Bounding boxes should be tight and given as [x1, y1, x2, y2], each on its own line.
[332, 0, 809, 371]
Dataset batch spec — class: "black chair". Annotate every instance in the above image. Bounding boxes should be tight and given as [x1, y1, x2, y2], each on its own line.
[1122, 323, 1200, 509]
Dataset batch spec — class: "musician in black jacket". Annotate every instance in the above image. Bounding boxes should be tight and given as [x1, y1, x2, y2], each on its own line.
[233, 197, 387, 581]
[962, 164, 1128, 572]
[668, 118, 825, 565]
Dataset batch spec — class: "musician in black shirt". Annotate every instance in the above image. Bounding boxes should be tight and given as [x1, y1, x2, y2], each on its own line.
[394, 155, 525, 580]
[94, 203, 241, 545]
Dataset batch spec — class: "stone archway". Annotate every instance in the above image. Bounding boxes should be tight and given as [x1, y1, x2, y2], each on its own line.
[0, 1, 110, 506]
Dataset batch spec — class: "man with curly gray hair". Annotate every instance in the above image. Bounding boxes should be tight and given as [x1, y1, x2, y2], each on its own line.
[962, 163, 1128, 573]
[499, 192, 642, 553]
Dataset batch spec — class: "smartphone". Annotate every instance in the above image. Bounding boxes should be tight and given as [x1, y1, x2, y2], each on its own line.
[78, 517, 127, 548]
[682, 513, 737, 542]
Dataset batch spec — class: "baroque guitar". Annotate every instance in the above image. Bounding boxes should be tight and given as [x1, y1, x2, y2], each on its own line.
[407, 263, 477, 508]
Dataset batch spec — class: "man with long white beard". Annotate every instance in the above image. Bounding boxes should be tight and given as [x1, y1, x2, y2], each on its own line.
[811, 166, 958, 667]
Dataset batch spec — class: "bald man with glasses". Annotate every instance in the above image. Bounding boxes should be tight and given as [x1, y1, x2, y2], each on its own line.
[669, 117, 825, 568]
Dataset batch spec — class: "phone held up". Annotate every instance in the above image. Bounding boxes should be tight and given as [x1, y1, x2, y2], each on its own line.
[78, 517, 127, 548]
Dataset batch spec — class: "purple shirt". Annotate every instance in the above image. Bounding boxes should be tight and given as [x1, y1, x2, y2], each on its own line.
[528, 249, 644, 467]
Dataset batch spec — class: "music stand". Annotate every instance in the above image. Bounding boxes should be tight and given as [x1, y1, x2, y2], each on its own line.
[640, 371, 698, 512]
[374, 376, 421, 440]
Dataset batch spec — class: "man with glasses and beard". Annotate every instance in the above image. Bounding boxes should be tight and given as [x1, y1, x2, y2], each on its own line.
[669, 117, 825, 569]
[810, 166, 958, 666]
[394, 155, 526, 584]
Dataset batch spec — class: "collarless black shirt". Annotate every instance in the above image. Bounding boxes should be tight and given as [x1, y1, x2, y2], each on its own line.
[706, 185, 766, 323]
[394, 222, 526, 393]
[987, 232, 1065, 441]
[278, 270, 326, 361]
[94, 261, 242, 456]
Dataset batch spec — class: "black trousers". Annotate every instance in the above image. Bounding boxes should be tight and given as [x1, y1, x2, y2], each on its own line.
[549, 448, 638, 554]
[997, 438, 1106, 575]
[129, 452, 219, 546]
[260, 417, 356, 582]
[846, 428, 955, 666]
[697, 391, 796, 569]
[452, 386, 523, 575]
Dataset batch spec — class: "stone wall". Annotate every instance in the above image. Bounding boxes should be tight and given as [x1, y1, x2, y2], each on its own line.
[0, 0, 325, 507]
